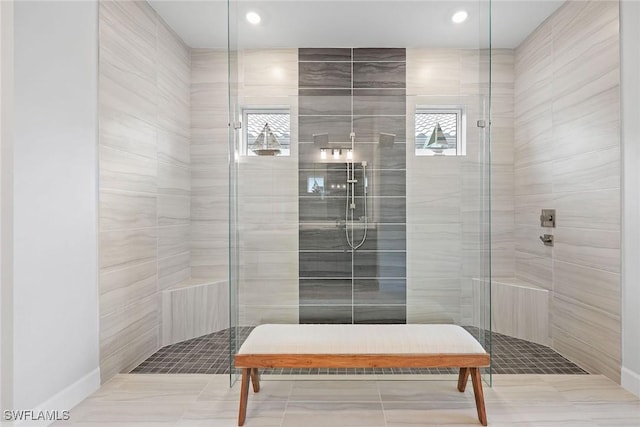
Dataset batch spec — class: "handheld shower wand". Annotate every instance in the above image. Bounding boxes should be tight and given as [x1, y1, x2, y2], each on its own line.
[345, 132, 368, 250]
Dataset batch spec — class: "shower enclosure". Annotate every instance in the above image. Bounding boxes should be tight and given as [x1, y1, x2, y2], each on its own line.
[226, 0, 492, 383]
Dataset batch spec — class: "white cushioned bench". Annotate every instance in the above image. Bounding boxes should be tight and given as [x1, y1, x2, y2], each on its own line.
[235, 324, 490, 426]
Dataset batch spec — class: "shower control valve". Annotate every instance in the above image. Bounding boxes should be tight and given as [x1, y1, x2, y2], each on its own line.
[540, 209, 556, 227]
[539, 234, 554, 247]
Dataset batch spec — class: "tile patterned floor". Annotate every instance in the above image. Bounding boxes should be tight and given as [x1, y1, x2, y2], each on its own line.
[54, 374, 640, 426]
[132, 326, 588, 375]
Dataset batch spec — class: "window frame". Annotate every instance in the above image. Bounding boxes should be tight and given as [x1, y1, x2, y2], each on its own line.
[414, 106, 466, 157]
[242, 107, 291, 157]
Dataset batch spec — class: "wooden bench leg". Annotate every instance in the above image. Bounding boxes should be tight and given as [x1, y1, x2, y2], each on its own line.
[470, 367, 488, 426]
[250, 368, 261, 393]
[457, 367, 469, 392]
[238, 368, 251, 426]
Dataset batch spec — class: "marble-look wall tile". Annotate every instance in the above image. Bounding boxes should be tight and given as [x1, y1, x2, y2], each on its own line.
[352, 89, 406, 116]
[407, 285, 462, 324]
[100, 190, 157, 231]
[162, 280, 229, 346]
[353, 116, 406, 142]
[298, 62, 351, 89]
[100, 293, 160, 361]
[514, 0, 621, 382]
[299, 48, 351, 62]
[239, 223, 298, 252]
[158, 130, 190, 167]
[553, 189, 620, 231]
[298, 115, 352, 143]
[552, 293, 621, 369]
[354, 48, 406, 62]
[158, 225, 190, 260]
[299, 305, 352, 324]
[298, 49, 406, 323]
[240, 278, 299, 307]
[190, 247, 228, 280]
[354, 305, 406, 324]
[158, 194, 190, 226]
[515, 251, 552, 290]
[489, 279, 550, 345]
[158, 252, 191, 291]
[240, 251, 299, 281]
[158, 161, 190, 196]
[554, 228, 620, 273]
[240, 49, 298, 96]
[190, 48, 229, 285]
[99, 1, 156, 78]
[353, 251, 406, 278]
[99, 0, 193, 383]
[240, 305, 299, 325]
[552, 147, 620, 193]
[299, 279, 352, 305]
[100, 145, 157, 194]
[353, 62, 406, 89]
[406, 49, 462, 96]
[100, 61, 157, 126]
[554, 260, 620, 316]
[99, 327, 159, 383]
[99, 261, 157, 317]
[299, 252, 351, 278]
[299, 89, 352, 115]
[552, 327, 621, 382]
[407, 46, 513, 326]
[406, 224, 462, 279]
[100, 228, 157, 272]
[100, 107, 157, 160]
[514, 161, 553, 196]
[354, 279, 406, 305]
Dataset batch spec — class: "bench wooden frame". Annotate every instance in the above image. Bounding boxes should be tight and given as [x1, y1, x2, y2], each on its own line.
[234, 353, 490, 426]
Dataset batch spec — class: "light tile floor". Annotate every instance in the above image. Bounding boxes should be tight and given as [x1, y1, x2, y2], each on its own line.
[54, 374, 640, 426]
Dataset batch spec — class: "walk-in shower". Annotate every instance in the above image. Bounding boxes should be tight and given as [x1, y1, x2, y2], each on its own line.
[118, 0, 608, 387]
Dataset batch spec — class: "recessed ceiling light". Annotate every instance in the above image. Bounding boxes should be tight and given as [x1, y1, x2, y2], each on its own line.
[452, 10, 468, 24]
[246, 11, 261, 25]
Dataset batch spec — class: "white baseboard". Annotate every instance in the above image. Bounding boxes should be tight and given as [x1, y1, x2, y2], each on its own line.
[14, 368, 100, 427]
[621, 366, 640, 397]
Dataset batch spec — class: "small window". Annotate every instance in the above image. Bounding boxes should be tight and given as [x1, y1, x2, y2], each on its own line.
[243, 109, 290, 156]
[415, 107, 465, 156]
[307, 176, 325, 194]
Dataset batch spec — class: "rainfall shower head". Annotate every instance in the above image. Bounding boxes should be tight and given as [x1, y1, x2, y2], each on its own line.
[379, 132, 396, 147]
[313, 133, 329, 145]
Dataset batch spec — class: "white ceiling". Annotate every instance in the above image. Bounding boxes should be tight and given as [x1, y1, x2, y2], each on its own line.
[149, 0, 564, 49]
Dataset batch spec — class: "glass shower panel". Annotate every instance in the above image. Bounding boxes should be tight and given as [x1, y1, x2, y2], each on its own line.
[227, 0, 492, 382]
[228, 0, 241, 386]
[478, 0, 493, 385]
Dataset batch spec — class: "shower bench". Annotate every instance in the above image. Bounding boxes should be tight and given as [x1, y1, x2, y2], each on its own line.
[234, 324, 490, 426]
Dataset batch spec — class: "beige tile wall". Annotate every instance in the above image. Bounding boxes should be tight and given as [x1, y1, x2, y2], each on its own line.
[99, 0, 191, 382]
[405, 49, 515, 325]
[190, 48, 299, 326]
[190, 49, 228, 281]
[236, 49, 300, 325]
[162, 279, 229, 345]
[514, 0, 621, 381]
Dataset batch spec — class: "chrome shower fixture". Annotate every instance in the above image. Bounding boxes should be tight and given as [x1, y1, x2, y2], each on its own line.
[379, 132, 396, 146]
[345, 131, 368, 250]
[312, 132, 329, 145]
